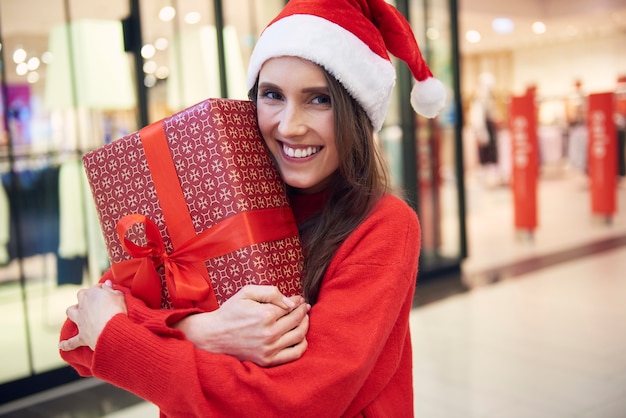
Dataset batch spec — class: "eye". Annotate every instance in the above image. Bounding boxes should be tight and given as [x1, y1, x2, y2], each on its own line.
[259, 88, 283, 101]
[311, 94, 331, 107]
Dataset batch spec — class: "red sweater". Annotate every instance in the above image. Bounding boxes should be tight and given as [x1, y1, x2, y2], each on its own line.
[60, 193, 420, 417]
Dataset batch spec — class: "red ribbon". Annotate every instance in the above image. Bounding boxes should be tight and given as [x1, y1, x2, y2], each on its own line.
[111, 207, 298, 310]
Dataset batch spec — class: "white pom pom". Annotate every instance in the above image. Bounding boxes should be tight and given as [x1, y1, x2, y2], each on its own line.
[410, 77, 446, 118]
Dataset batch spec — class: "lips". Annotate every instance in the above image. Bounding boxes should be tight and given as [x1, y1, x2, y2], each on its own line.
[282, 143, 321, 158]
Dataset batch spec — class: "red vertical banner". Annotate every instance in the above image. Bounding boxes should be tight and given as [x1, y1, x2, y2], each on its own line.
[587, 92, 617, 216]
[509, 92, 539, 231]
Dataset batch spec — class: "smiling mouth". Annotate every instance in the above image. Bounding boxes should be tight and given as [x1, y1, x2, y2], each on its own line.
[282, 143, 321, 158]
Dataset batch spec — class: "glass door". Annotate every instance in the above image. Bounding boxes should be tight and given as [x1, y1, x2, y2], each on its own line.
[379, 0, 466, 278]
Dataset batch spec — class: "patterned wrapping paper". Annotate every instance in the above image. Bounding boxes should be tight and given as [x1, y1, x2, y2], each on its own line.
[82, 98, 303, 311]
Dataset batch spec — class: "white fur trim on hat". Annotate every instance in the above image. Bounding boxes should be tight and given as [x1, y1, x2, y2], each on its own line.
[247, 14, 396, 132]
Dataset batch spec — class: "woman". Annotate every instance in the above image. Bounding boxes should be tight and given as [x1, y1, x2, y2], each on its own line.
[59, 0, 445, 416]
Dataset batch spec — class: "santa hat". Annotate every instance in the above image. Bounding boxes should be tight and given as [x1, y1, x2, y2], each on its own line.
[247, 0, 446, 132]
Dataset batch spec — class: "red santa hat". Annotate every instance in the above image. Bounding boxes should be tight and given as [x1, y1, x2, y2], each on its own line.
[247, 0, 446, 132]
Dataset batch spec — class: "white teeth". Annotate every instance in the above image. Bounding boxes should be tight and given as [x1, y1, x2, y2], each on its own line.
[283, 144, 320, 158]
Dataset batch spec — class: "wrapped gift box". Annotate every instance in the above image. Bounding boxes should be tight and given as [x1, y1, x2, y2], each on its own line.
[82, 98, 302, 311]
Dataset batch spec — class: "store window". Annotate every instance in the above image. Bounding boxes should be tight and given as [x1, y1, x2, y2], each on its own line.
[0, 0, 134, 401]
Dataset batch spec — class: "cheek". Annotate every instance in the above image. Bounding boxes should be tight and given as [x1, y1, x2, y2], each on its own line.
[256, 109, 269, 134]
[256, 108, 275, 142]
[256, 112, 279, 161]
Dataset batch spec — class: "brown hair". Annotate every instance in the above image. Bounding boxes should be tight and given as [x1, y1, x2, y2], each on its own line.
[249, 68, 389, 304]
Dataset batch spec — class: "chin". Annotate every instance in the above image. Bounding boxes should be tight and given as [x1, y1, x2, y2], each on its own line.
[284, 179, 314, 190]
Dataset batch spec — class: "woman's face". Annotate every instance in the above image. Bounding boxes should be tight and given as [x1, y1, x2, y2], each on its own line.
[256, 56, 338, 194]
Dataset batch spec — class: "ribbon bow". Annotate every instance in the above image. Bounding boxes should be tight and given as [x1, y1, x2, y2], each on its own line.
[110, 208, 298, 310]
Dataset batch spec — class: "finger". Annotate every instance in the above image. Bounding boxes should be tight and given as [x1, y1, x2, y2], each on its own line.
[65, 304, 79, 321]
[265, 337, 308, 366]
[260, 310, 309, 361]
[275, 303, 309, 332]
[286, 295, 306, 307]
[102, 280, 123, 295]
[76, 288, 87, 303]
[58, 335, 83, 351]
[241, 285, 295, 309]
[275, 312, 309, 348]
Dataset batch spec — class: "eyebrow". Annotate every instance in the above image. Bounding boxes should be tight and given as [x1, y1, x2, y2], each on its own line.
[258, 81, 329, 94]
[258, 81, 278, 89]
[302, 86, 330, 94]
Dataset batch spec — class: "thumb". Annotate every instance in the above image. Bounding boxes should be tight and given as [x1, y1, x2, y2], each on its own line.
[58, 335, 84, 352]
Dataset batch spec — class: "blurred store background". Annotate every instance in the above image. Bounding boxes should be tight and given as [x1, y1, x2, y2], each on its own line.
[0, 0, 624, 416]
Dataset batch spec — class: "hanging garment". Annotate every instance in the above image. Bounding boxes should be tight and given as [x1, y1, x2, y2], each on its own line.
[2, 166, 60, 259]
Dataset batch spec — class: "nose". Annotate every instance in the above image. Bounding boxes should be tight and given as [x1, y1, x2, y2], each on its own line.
[278, 102, 307, 138]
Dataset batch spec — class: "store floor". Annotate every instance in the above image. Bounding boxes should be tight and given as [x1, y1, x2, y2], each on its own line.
[1, 166, 625, 418]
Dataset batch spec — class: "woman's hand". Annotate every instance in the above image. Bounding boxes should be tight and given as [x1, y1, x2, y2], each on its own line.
[59, 280, 127, 351]
[173, 285, 310, 367]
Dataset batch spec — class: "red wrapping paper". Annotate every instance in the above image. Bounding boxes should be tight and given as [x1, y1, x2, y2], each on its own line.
[82, 98, 303, 311]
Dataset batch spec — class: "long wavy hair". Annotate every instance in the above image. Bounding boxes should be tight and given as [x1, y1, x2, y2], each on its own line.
[249, 67, 390, 304]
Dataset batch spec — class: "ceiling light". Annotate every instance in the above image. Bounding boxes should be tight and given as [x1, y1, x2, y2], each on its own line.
[16, 62, 28, 75]
[143, 60, 157, 74]
[13, 48, 27, 63]
[492, 18, 514, 34]
[466, 30, 481, 43]
[27, 71, 39, 84]
[155, 66, 169, 79]
[532, 21, 546, 34]
[144, 74, 157, 88]
[141, 43, 156, 59]
[27, 57, 40, 71]
[159, 6, 176, 22]
[42, 51, 53, 64]
[185, 12, 201, 25]
[154, 37, 169, 51]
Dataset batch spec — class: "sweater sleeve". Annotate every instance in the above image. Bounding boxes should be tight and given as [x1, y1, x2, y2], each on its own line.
[59, 270, 202, 376]
[88, 195, 420, 418]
